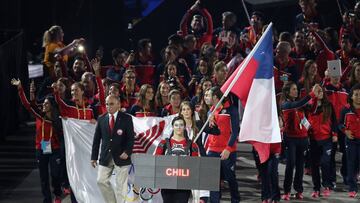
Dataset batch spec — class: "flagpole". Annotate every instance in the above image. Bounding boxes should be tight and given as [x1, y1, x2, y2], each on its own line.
[193, 23, 273, 144]
[241, 0, 256, 38]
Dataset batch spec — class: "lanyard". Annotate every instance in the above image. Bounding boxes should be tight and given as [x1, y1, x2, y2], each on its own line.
[41, 119, 53, 141]
[76, 102, 86, 119]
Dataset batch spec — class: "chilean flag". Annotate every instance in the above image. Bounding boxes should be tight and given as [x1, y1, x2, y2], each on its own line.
[220, 23, 281, 163]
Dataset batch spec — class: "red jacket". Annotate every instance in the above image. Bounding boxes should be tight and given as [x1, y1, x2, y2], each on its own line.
[180, 8, 213, 50]
[54, 91, 94, 120]
[274, 57, 298, 93]
[311, 31, 336, 79]
[155, 138, 199, 156]
[206, 102, 237, 153]
[281, 92, 315, 138]
[323, 82, 348, 121]
[119, 85, 139, 111]
[270, 143, 282, 154]
[161, 104, 178, 116]
[18, 87, 60, 150]
[307, 101, 338, 141]
[340, 107, 360, 139]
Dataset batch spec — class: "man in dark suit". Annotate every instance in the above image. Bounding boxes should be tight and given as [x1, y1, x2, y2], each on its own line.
[91, 95, 134, 203]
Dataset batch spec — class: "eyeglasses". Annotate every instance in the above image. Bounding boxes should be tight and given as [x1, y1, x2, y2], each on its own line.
[126, 76, 136, 79]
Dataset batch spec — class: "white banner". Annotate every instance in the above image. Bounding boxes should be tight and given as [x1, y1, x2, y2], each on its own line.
[62, 115, 176, 203]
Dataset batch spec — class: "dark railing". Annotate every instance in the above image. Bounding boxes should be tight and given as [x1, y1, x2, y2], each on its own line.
[0, 29, 28, 142]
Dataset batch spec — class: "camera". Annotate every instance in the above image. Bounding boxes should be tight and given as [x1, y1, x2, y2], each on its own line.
[167, 77, 178, 89]
[280, 74, 289, 82]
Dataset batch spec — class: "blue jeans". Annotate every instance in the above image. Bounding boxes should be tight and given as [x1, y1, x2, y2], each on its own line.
[207, 151, 240, 203]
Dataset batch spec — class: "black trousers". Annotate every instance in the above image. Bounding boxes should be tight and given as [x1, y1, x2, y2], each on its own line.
[309, 139, 332, 191]
[283, 136, 309, 193]
[260, 154, 280, 201]
[161, 189, 191, 203]
[346, 138, 360, 192]
[36, 149, 62, 203]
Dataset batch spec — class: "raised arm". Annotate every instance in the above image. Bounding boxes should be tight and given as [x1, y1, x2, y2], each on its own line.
[180, 0, 201, 35]
[52, 83, 71, 117]
[11, 79, 42, 119]
[199, 8, 213, 35]
[310, 29, 335, 60]
[91, 58, 106, 108]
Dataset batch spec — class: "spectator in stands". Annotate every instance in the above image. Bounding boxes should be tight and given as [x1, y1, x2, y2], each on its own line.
[55, 78, 71, 102]
[119, 69, 139, 112]
[324, 27, 339, 52]
[198, 88, 212, 124]
[243, 11, 265, 45]
[156, 45, 191, 88]
[182, 34, 197, 72]
[279, 32, 295, 48]
[155, 81, 171, 109]
[162, 62, 187, 95]
[290, 31, 311, 74]
[344, 62, 360, 92]
[191, 77, 213, 111]
[106, 48, 128, 82]
[160, 89, 182, 116]
[308, 27, 336, 78]
[37, 61, 65, 102]
[337, 34, 360, 68]
[108, 83, 120, 97]
[180, 0, 213, 50]
[213, 61, 228, 86]
[215, 30, 240, 63]
[130, 84, 157, 117]
[101, 78, 112, 97]
[69, 57, 86, 82]
[43, 25, 67, 78]
[91, 58, 107, 115]
[168, 34, 184, 54]
[298, 60, 321, 98]
[131, 38, 155, 66]
[52, 81, 96, 122]
[274, 41, 299, 93]
[291, 31, 310, 58]
[81, 72, 97, 100]
[213, 11, 240, 39]
[295, 0, 324, 31]
[188, 58, 212, 94]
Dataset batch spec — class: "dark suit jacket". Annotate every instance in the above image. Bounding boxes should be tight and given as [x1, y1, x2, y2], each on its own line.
[91, 111, 134, 167]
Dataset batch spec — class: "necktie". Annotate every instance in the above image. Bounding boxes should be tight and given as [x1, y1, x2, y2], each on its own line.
[109, 114, 115, 133]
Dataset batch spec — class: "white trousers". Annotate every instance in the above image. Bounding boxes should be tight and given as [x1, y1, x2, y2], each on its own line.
[97, 159, 129, 203]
